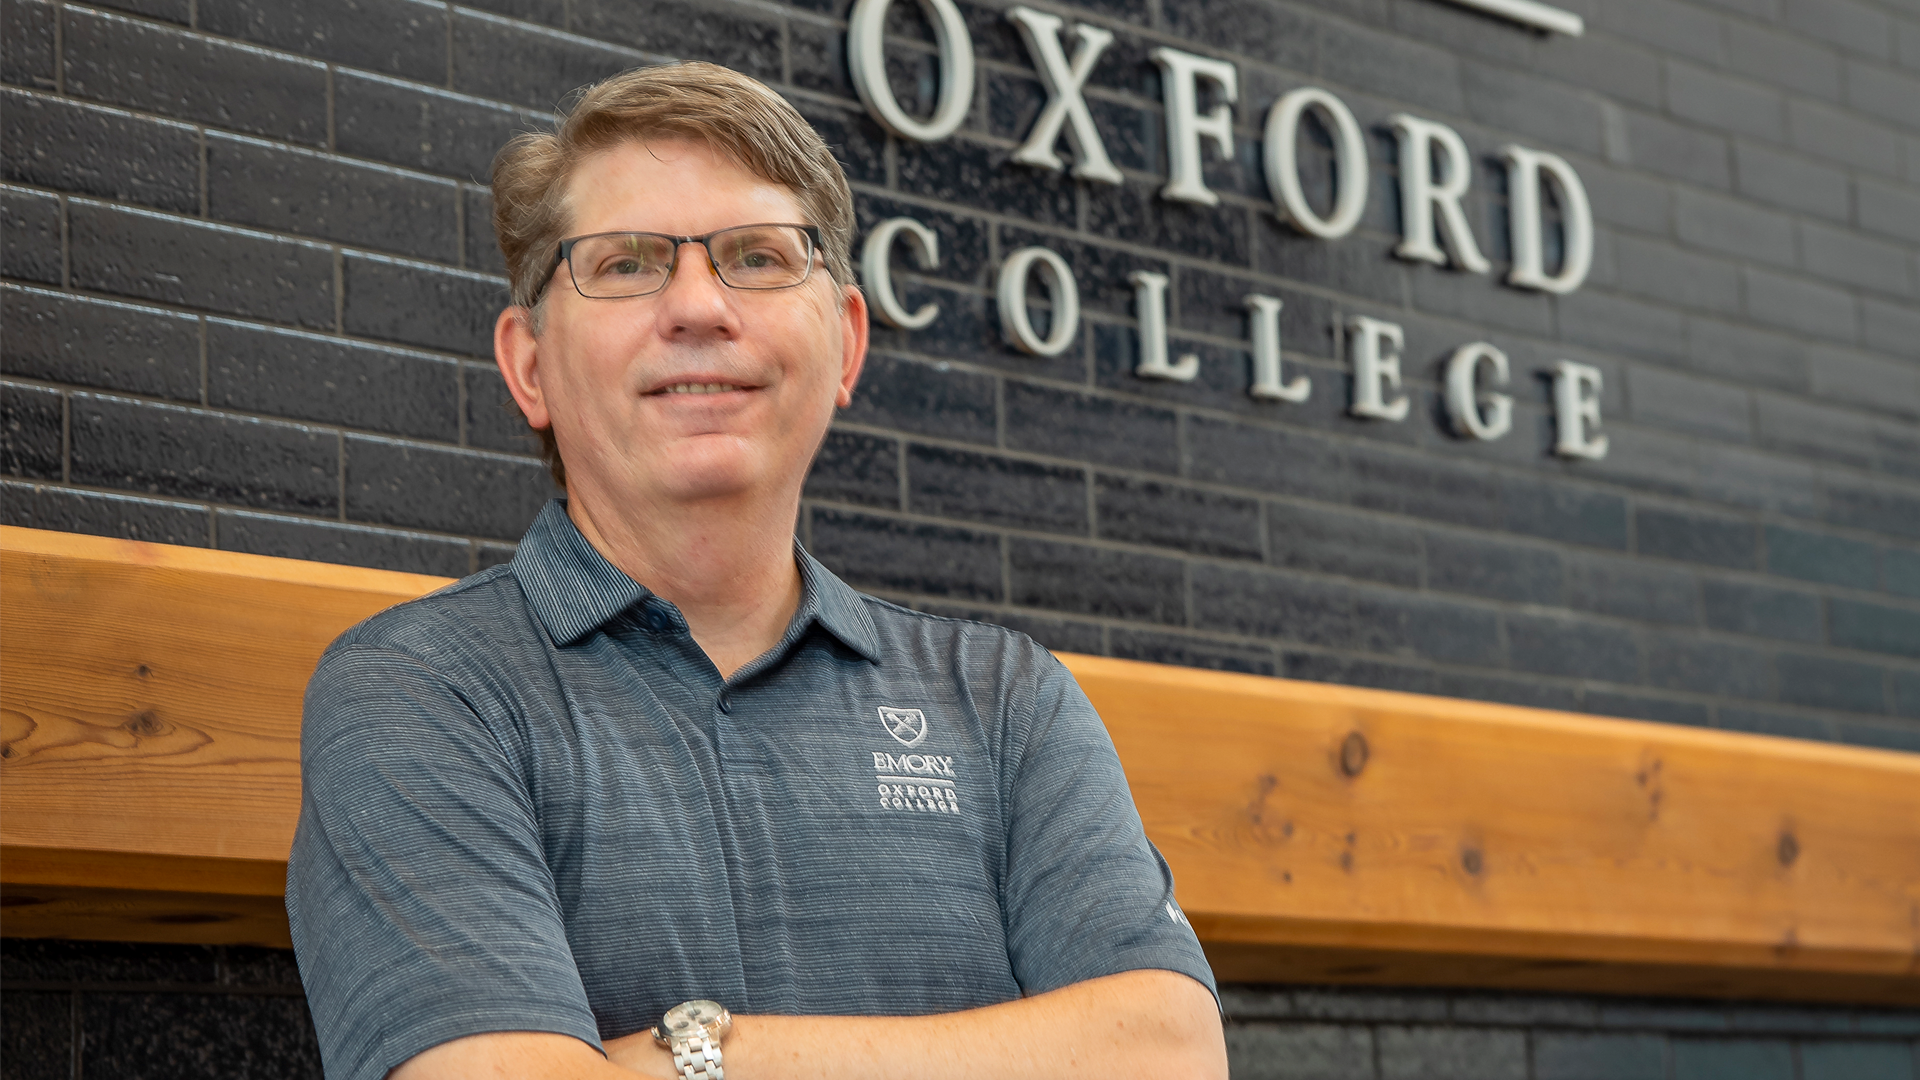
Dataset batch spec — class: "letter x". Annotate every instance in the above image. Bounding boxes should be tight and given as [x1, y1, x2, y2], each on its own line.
[1006, 6, 1122, 185]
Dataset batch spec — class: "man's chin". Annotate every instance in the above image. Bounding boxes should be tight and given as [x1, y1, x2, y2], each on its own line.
[660, 474, 759, 503]
[652, 452, 767, 504]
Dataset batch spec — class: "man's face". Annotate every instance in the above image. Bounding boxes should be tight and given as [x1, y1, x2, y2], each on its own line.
[498, 138, 867, 513]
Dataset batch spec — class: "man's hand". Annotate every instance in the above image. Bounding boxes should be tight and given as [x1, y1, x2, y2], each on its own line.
[392, 969, 1223, 1080]
[607, 969, 1225, 1080]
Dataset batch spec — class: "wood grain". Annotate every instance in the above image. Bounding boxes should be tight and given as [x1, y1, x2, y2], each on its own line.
[4, 525, 1918, 1003]
[1, 526, 445, 865]
[1070, 655, 1920, 1004]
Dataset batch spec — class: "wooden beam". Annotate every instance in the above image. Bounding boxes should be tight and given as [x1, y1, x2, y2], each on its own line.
[1071, 657, 1920, 1004]
[4, 525, 1918, 1003]
[1, 526, 443, 866]
[0, 846, 292, 948]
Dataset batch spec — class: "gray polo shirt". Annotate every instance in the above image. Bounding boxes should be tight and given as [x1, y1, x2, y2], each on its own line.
[288, 500, 1216, 1080]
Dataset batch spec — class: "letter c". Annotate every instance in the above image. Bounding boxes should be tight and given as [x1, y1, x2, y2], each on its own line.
[861, 218, 941, 330]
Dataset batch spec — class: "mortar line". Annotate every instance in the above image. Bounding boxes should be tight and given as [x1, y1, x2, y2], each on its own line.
[57, 194, 70, 289]
[337, 431, 347, 521]
[52, 1, 64, 95]
[60, 390, 72, 485]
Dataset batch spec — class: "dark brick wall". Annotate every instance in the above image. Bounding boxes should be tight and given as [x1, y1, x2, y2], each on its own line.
[5, 0, 1918, 748]
[4, 941, 1918, 1079]
[1, 941, 321, 1080]
[3, 0, 1918, 1073]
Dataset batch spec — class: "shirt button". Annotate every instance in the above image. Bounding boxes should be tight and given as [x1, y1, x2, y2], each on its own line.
[717, 692, 733, 714]
[646, 611, 670, 632]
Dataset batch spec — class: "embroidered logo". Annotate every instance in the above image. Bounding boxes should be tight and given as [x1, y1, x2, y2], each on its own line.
[878, 705, 928, 747]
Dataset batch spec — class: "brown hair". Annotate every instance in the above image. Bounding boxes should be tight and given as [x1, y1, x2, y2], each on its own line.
[490, 62, 857, 487]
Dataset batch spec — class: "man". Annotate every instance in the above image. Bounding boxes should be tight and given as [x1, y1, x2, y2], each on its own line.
[287, 61, 1224, 1080]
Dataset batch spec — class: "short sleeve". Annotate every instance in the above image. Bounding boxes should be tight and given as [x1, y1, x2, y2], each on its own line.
[287, 645, 603, 1080]
[998, 650, 1219, 1004]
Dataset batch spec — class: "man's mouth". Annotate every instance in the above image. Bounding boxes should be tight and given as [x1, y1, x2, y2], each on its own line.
[650, 382, 754, 395]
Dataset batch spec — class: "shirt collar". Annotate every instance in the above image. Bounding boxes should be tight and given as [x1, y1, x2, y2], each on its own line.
[511, 500, 651, 646]
[511, 499, 882, 664]
[793, 543, 882, 664]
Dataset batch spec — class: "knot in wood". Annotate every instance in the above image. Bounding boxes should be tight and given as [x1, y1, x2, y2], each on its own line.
[1777, 831, 1799, 868]
[122, 711, 170, 739]
[1339, 731, 1369, 778]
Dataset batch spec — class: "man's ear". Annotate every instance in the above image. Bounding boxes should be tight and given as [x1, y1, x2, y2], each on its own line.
[836, 285, 870, 409]
[495, 306, 551, 431]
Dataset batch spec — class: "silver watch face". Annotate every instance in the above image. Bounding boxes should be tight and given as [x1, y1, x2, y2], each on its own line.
[663, 999, 731, 1041]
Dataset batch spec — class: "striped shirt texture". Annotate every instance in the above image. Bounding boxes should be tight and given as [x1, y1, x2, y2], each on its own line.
[287, 499, 1216, 1080]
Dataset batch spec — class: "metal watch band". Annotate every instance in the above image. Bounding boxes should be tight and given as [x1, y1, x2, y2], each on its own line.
[670, 1033, 723, 1080]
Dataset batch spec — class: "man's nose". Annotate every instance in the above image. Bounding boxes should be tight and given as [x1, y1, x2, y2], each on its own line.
[655, 240, 734, 319]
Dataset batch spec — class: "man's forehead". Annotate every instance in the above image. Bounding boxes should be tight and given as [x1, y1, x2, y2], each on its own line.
[562, 138, 805, 233]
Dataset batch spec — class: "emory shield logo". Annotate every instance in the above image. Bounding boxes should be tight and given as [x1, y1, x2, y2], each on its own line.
[878, 706, 928, 748]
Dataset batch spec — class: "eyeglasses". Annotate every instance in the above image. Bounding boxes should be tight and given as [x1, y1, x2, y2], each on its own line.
[552, 223, 823, 300]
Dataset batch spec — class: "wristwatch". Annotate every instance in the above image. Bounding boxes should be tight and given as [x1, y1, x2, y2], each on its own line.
[651, 999, 732, 1080]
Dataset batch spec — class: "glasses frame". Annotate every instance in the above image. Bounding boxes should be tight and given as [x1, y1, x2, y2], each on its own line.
[550, 223, 825, 301]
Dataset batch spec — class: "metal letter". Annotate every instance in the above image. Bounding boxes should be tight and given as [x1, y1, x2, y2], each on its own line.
[1348, 315, 1409, 421]
[1128, 270, 1198, 381]
[1439, 0, 1582, 36]
[1245, 294, 1308, 402]
[1006, 7, 1121, 184]
[1505, 145, 1593, 295]
[1444, 342, 1512, 441]
[847, 0, 976, 143]
[1390, 114, 1491, 273]
[861, 218, 941, 330]
[1553, 359, 1608, 459]
[1263, 87, 1368, 240]
[1150, 47, 1238, 206]
[997, 247, 1080, 357]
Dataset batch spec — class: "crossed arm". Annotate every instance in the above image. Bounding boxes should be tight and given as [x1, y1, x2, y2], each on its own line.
[390, 968, 1225, 1080]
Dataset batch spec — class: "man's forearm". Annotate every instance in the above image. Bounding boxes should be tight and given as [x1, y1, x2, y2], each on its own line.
[607, 969, 1225, 1080]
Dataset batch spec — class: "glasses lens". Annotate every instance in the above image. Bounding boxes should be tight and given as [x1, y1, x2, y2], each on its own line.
[708, 225, 813, 290]
[569, 233, 677, 297]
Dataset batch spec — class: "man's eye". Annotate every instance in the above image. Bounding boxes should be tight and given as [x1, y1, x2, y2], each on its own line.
[603, 258, 647, 276]
[730, 248, 789, 270]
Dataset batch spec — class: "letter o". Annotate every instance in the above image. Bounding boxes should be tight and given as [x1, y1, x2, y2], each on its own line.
[847, 0, 976, 143]
[861, 217, 941, 330]
[1444, 342, 1513, 442]
[996, 247, 1080, 357]
[1263, 87, 1369, 240]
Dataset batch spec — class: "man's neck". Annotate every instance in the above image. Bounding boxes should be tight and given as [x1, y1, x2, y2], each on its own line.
[564, 486, 803, 681]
